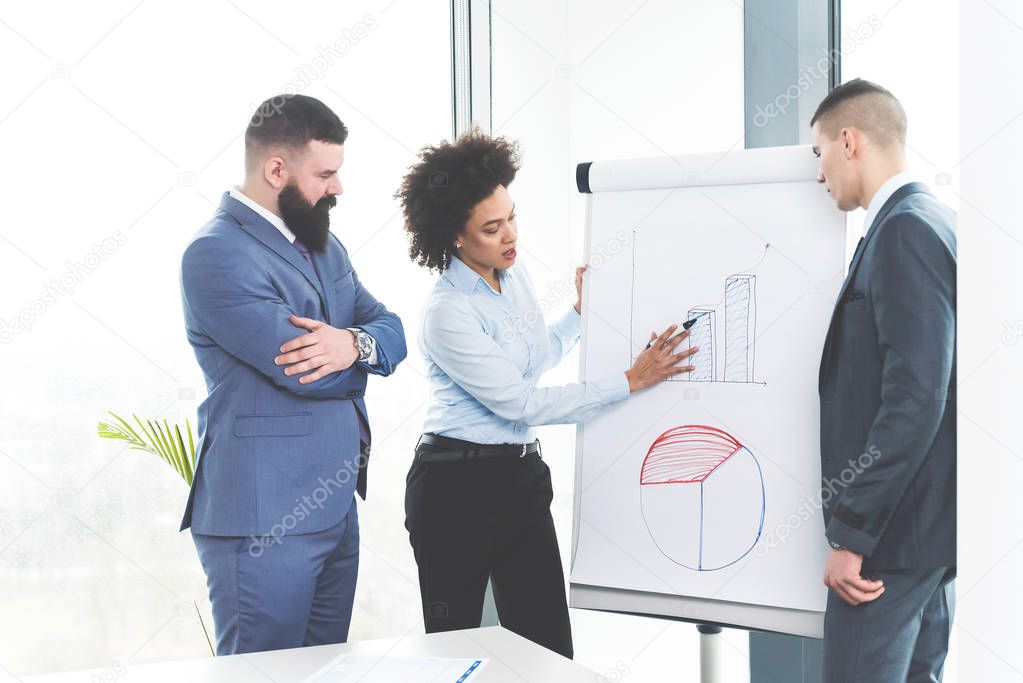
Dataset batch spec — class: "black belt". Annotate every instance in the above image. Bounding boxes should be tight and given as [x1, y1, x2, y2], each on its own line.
[415, 433, 541, 463]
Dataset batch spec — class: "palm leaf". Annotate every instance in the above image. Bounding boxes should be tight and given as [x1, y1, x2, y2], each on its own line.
[138, 416, 177, 478]
[165, 419, 189, 482]
[175, 424, 195, 484]
[97, 411, 198, 486]
[186, 419, 196, 476]
[153, 419, 181, 479]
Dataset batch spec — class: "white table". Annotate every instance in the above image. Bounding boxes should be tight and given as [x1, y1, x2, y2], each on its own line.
[27, 626, 602, 682]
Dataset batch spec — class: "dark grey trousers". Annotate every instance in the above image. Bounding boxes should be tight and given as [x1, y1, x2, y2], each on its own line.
[823, 567, 954, 682]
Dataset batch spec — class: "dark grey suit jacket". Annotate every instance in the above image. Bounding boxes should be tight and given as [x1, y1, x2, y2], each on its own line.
[819, 182, 956, 571]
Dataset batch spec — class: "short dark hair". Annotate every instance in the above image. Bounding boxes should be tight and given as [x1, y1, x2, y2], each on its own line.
[245, 94, 348, 168]
[395, 129, 520, 273]
[810, 78, 906, 148]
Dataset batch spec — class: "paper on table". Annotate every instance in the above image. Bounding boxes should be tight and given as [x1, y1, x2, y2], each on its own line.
[304, 654, 487, 683]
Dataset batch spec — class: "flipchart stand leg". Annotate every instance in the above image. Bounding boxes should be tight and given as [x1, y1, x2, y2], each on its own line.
[697, 624, 724, 683]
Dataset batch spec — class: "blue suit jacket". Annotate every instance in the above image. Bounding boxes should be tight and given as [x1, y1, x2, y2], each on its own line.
[179, 192, 406, 537]
[819, 183, 956, 570]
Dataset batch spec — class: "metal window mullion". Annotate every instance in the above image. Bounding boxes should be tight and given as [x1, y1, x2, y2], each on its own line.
[451, 0, 492, 136]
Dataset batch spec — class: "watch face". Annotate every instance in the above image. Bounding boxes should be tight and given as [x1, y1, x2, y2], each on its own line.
[356, 332, 371, 359]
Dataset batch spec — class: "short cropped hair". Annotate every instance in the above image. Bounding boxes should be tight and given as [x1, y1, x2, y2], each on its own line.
[811, 78, 907, 149]
[395, 129, 520, 273]
[244, 94, 348, 169]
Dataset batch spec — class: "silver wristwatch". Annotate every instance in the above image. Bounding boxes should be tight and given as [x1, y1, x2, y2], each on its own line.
[347, 328, 372, 362]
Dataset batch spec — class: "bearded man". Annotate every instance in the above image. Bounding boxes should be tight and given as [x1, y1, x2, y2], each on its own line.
[179, 94, 405, 654]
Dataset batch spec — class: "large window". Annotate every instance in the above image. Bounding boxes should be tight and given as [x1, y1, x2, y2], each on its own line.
[0, 1, 448, 674]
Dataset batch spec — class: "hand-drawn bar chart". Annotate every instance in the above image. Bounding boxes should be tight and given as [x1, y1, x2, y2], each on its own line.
[639, 425, 765, 571]
[628, 223, 765, 385]
[661, 273, 761, 384]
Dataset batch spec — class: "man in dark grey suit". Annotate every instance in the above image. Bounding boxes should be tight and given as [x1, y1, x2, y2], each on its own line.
[811, 79, 956, 682]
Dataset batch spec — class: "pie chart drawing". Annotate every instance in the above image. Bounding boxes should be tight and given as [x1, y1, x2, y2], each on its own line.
[640, 425, 765, 571]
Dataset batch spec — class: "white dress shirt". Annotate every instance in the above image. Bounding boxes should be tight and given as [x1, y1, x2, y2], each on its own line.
[862, 171, 917, 235]
[229, 186, 296, 242]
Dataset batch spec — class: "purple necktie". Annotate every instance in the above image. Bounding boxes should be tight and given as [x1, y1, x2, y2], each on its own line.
[293, 238, 312, 263]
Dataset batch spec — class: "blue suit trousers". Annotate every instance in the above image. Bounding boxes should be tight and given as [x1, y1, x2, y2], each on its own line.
[192, 498, 360, 655]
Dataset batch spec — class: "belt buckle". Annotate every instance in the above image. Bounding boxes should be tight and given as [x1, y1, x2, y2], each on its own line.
[519, 443, 527, 458]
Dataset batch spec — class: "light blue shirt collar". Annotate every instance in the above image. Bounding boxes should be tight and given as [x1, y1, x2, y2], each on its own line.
[444, 255, 511, 295]
[862, 171, 916, 236]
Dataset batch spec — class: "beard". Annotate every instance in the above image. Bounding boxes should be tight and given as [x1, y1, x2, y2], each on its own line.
[278, 181, 336, 252]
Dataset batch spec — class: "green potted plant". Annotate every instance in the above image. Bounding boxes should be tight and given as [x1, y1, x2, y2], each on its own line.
[96, 411, 213, 654]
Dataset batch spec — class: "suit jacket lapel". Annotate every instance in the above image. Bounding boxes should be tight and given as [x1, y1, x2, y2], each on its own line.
[311, 239, 340, 326]
[819, 182, 932, 390]
[218, 192, 329, 310]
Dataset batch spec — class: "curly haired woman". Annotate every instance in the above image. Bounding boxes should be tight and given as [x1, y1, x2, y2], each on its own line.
[395, 129, 696, 658]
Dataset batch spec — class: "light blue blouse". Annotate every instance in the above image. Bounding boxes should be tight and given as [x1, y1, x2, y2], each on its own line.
[419, 255, 630, 445]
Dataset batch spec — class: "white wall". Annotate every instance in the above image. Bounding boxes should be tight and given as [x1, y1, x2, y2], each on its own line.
[958, 1, 1023, 680]
[840, 0, 960, 229]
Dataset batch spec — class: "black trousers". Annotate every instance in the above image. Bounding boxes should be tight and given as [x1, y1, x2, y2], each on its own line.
[404, 438, 574, 659]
